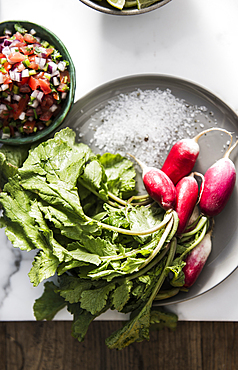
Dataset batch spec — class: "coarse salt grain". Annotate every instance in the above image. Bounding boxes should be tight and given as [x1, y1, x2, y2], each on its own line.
[87, 88, 210, 167]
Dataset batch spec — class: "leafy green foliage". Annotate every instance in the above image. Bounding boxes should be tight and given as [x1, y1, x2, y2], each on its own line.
[33, 281, 66, 321]
[2, 127, 211, 349]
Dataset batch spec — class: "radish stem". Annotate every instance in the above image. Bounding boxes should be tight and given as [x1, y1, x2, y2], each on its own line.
[154, 287, 180, 300]
[108, 191, 128, 206]
[193, 127, 233, 143]
[138, 214, 175, 269]
[179, 221, 209, 261]
[147, 237, 177, 304]
[180, 215, 208, 238]
[223, 139, 238, 159]
[85, 209, 173, 236]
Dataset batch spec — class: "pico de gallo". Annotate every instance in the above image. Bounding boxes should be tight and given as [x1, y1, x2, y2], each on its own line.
[0, 23, 70, 139]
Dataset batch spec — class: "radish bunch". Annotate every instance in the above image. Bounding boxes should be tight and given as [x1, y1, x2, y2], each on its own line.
[130, 127, 237, 291]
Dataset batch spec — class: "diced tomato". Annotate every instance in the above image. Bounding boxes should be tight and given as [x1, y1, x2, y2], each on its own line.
[38, 78, 52, 94]
[41, 94, 54, 111]
[8, 52, 25, 63]
[0, 53, 5, 58]
[14, 41, 27, 49]
[23, 121, 36, 134]
[19, 45, 34, 55]
[15, 62, 25, 72]
[23, 33, 36, 44]
[19, 77, 30, 86]
[12, 94, 29, 120]
[28, 76, 40, 90]
[53, 92, 60, 101]
[19, 84, 31, 93]
[39, 111, 52, 121]
[57, 83, 68, 92]
[3, 62, 12, 72]
[27, 55, 39, 69]
[9, 125, 15, 137]
[35, 72, 44, 79]
[3, 74, 12, 84]
[60, 70, 70, 84]
[45, 48, 54, 57]
[28, 55, 36, 62]
[29, 61, 39, 70]
[0, 110, 10, 120]
[15, 31, 25, 43]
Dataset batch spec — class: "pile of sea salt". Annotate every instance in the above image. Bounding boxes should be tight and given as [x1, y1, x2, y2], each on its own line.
[85, 88, 214, 167]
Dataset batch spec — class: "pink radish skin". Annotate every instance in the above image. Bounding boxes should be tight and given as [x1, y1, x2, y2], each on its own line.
[162, 138, 199, 185]
[175, 174, 198, 235]
[183, 231, 212, 288]
[128, 154, 176, 210]
[143, 168, 177, 210]
[199, 140, 238, 217]
[161, 128, 232, 184]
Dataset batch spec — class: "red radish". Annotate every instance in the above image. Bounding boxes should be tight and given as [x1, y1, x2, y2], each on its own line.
[175, 173, 199, 235]
[161, 128, 232, 184]
[199, 140, 238, 217]
[128, 154, 176, 210]
[183, 230, 212, 288]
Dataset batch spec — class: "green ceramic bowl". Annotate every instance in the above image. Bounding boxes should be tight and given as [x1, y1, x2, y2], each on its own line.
[0, 21, 76, 146]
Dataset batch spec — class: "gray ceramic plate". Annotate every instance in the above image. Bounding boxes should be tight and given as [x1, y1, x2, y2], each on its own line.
[62, 74, 238, 305]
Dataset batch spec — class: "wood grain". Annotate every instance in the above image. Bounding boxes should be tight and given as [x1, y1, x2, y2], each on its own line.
[1, 321, 237, 370]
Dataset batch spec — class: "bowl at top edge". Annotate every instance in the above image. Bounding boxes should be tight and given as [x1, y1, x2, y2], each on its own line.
[0, 21, 76, 146]
[80, 0, 171, 16]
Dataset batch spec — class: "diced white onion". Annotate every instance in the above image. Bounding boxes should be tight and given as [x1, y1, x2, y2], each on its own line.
[36, 91, 44, 102]
[1, 133, 10, 139]
[0, 103, 7, 112]
[50, 104, 58, 113]
[0, 73, 4, 84]
[5, 94, 11, 102]
[57, 61, 66, 72]
[1, 84, 9, 91]
[19, 112, 26, 120]
[2, 46, 11, 55]
[14, 73, 21, 82]
[53, 77, 60, 86]
[10, 46, 18, 53]
[13, 94, 21, 102]
[30, 28, 36, 35]
[4, 29, 12, 36]
[29, 99, 39, 108]
[61, 92, 67, 99]
[31, 90, 39, 98]
[9, 70, 15, 80]
[48, 61, 57, 74]
[22, 69, 29, 78]
[39, 58, 46, 69]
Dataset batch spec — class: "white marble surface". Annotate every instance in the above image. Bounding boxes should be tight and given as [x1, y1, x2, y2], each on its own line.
[0, 0, 238, 321]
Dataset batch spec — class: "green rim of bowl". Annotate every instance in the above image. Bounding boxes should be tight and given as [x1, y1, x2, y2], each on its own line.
[0, 21, 76, 146]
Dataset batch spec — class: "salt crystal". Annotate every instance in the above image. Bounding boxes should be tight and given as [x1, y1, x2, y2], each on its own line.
[89, 88, 211, 167]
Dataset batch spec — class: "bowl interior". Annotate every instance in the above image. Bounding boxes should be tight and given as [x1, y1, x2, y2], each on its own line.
[0, 21, 76, 146]
[80, 0, 171, 15]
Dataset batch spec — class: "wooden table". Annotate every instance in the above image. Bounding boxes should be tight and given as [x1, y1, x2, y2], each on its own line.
[1, 321, 237, 369]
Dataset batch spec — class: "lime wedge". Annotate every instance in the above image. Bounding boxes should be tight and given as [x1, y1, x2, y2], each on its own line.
[124, 0, 137, 7]
[136, 0, 160, 9]
[107, 0, 125, 10]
